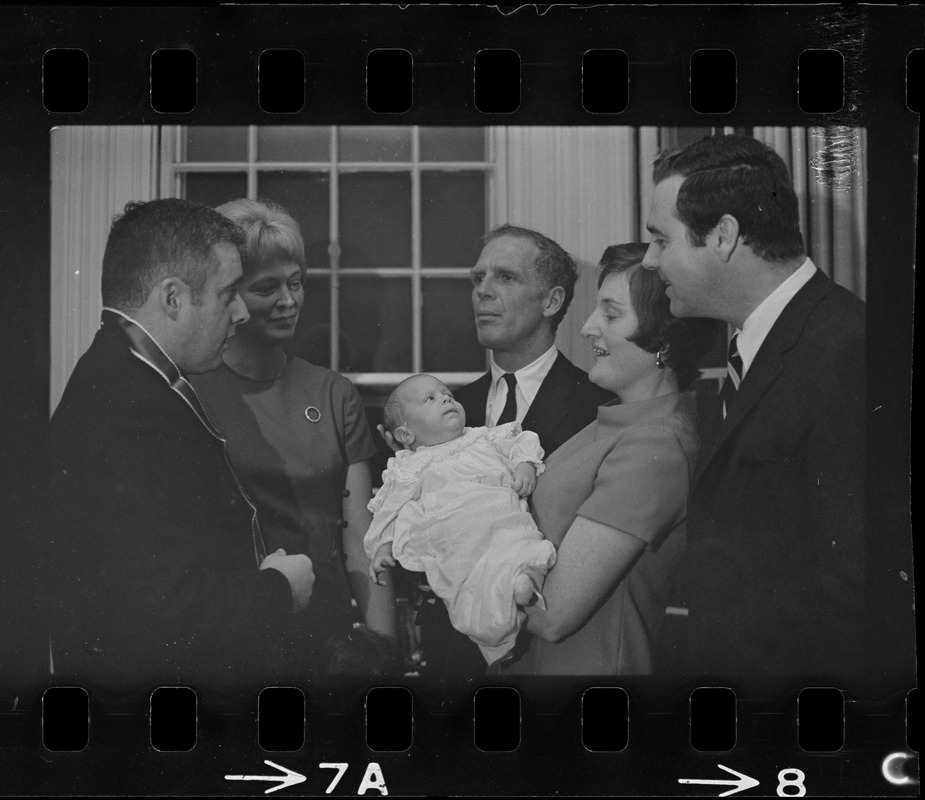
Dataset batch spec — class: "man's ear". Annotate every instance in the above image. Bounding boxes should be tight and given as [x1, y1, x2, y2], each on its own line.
[156, 277, 185, 321]
[714, 214, 740, 262]
[541, 285, 565, 319]
[393, 426, 415, 448]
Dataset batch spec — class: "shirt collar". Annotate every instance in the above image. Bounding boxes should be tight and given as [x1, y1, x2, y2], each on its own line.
[736, 258, 817, 375]
[101, 306, 184, 382]
[489, 344, 558, 407]
[101, 306, 224, 442]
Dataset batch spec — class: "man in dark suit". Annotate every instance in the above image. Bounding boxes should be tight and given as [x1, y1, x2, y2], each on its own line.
[48, 199, 315, 702]
[641, 134, 865, 689]
[455, 224, 612, 454]
[421, 225, 611, 686]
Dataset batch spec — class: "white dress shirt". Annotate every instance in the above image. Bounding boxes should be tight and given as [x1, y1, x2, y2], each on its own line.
[736, 258, 817, 378]
[485, 345, 559, 427]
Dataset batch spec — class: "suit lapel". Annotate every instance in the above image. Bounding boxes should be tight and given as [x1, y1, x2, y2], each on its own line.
[522, 352, 575, 443]
[694, 271, 833, 483]
[460, 372, 491, 427]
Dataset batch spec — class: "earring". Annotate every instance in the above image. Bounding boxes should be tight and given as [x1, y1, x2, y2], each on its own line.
[655, 347, 667, 369]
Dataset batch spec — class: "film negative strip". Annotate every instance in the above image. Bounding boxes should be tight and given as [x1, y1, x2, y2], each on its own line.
[0, 4, 920, 796]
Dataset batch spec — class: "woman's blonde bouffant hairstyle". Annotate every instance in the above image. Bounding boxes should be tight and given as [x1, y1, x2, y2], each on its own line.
[215, 198, 306, 276]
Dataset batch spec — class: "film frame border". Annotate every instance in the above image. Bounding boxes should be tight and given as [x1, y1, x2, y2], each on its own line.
[0, 4, 919, 796]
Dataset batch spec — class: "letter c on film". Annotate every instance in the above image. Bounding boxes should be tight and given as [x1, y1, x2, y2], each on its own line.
[882, 752, 918, 785]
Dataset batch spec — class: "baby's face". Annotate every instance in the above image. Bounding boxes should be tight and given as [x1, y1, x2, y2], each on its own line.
[396, 375, 466, 449]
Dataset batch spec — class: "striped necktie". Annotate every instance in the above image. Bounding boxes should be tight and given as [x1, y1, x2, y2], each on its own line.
[719, 332, 743, 419]
[496, 373, 518, 425]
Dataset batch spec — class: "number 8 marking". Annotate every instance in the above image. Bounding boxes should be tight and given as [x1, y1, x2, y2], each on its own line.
[777, 768, 807, 797]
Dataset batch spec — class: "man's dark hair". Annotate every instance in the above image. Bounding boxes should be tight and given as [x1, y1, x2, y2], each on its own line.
[652, 134, 805, 263]
[481, 224, 578, 330]
[101, 198, 246, 310]
[598, 243, 719, 392]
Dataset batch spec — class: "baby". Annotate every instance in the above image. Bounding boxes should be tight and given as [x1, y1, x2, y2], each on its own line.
[365, 374, 556, 665]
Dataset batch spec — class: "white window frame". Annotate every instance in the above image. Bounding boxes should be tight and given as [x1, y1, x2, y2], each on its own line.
[160, 125, 499, 389]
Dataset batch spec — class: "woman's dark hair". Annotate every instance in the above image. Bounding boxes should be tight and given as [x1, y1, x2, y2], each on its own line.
[598, 243, 719, 391]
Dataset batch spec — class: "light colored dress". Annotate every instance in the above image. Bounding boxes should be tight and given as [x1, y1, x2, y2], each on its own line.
[505, 392, 699, 676]
[365, 423, 557, 664]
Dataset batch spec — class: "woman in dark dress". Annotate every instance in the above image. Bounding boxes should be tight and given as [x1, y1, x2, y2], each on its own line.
[192, 198, 397, 677]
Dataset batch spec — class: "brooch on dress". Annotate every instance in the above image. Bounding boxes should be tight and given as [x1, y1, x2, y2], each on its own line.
[304, 405, 322, 423]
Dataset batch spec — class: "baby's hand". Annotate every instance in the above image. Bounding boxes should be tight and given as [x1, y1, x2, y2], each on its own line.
[512, 462, 538, 497]
[369, 544, 396, 585]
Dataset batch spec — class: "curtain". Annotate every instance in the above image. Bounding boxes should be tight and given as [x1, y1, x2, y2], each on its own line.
[49, 126, 159, 413]
[492, 126, 658, 372]
[752, 126, 866, 299]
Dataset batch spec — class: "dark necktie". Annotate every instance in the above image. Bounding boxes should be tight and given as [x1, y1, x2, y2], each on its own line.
[718, 332, 743, 419]
[496, 372, 518, 425]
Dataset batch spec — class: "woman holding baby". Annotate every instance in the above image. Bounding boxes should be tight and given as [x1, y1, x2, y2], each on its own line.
[503, 243, 717, 676]
[370, 242, 716, 678]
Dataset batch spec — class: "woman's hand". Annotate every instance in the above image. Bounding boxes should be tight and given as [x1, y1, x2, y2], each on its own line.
[512, 462, 538, 497]
[376, 424, 402, 454]
[524, 516, 645, 642]
[342, 460, 398, 640]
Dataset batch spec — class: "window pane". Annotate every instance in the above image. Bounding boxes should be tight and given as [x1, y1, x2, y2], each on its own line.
[339, 126, 411, 162]
[422, 279, 484, 372]
[290, 275, 332, 368]
[185, 126, 248, 162]
[257, 172, 330, 272]
[419, 127, 486, 162]
[340, 174, 411, 269]
[340, 277, 411, 372]
[183, 172, 248, 209]
[258, 126, 330, 162]
[421, 171, 486, 267]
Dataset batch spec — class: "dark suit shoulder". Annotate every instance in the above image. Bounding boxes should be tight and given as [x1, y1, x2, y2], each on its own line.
[452, 372, 491, 425]
[547, 351, 615, 405]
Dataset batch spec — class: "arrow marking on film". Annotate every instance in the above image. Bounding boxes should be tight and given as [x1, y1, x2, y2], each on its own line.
[678, 764, 760, 797]
[225, 760, 307, 794]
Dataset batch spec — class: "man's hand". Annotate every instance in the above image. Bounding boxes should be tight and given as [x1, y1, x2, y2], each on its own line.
[260, 548, 314, 614]
[369, 543, 396, 585]
[376, 424, 402, 454]
[512, 462, 538, 497]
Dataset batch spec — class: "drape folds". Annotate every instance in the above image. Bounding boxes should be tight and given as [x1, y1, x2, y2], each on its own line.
[50, 126, 159, 412]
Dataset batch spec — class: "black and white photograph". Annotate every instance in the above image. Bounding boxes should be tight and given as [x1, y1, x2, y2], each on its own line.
[0, 5, 918, 797]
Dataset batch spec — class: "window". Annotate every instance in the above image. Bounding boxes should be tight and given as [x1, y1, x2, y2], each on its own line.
[161, 125, 494, 402]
